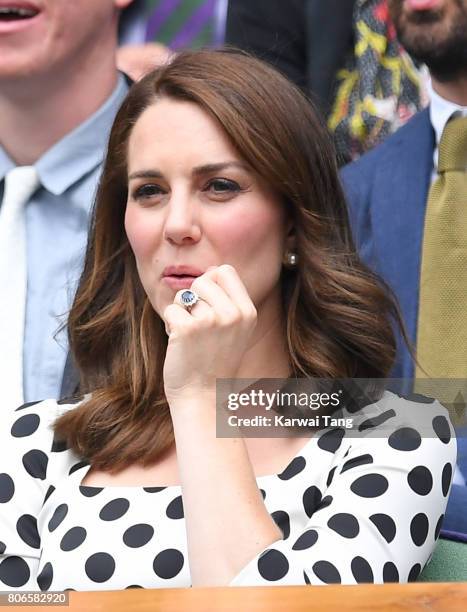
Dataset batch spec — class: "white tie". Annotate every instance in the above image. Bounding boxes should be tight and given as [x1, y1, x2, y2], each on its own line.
[0, 166, 40, 408]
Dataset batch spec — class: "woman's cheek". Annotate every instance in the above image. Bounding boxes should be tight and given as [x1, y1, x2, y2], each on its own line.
[125, 207, 154, 261]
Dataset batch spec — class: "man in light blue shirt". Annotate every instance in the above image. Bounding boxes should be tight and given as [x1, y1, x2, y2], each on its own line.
[0, 0, 134, 403]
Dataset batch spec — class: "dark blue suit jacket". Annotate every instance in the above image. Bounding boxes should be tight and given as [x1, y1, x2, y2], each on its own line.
[341, 109, 435, 379]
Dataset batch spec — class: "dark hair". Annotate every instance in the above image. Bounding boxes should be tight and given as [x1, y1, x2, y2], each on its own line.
[54, 48, 405, 471]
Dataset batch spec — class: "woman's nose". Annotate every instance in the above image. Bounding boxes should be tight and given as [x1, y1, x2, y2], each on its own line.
[163, 192, 202, 245]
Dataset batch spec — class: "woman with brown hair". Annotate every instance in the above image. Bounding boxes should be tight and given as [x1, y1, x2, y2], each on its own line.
[0, 49, 455, 591]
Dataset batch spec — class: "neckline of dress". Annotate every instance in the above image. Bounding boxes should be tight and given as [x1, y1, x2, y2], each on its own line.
[74, 434, 319, 491]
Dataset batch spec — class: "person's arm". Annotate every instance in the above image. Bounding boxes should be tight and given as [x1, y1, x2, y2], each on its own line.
[169, 395, 282, 586]
[163, 265, 283, 586]
[0, 401, 55, 590]
[225, 0, 308, 93]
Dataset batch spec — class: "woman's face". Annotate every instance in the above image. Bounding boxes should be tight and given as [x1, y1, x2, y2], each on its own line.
[125, 98, 291, 319]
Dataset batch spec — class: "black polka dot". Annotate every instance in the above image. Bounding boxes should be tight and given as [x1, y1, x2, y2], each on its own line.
[435, 514, 444, 540]
[0, 556, 30, 587]
[278, 456, 306, 480]
[407, 466, 433, 496]
[315, 495, 334, 512]
[327, 513, 360, 538]
[326, 466, 337, 486]
[317, 428, 345, 453]
[260, 489, 266, 500]
[0, 473, 15, 503]
[271, 510, 290, 539]
[369, 514, 396, 543]
[60, 527, 87, 551]
[410, 513, 429, 546]
[48, 504, 68, 532]
[442, 463, 453, 497]
[16, 515, 40, 549]
[340, 454, 373, 473]
[303, 570, 311, 584]
[408, 563, 421, 581]
[358, 410, 396, 432]
[166, 495, 184, 519]
[123, 524, 154, 548]
[312, 560, 341, 584]
[153, 549, 184, 579]
[350, 473, 389, 498]
[51, 438, 68, 452]
[43, 485, 55, 505]
[144, 487, 166, 493]
[388, 427, 421, 451]
[85, 552, 115, 583]
[257, 549, 289, 581]
[37, 562, 53, 590]
[402, 392, 435, 404]
[15, 400, 41, 411]
[79, 486, 103, 497]
[99, 498, 130, 521]
[125, 585, 143, 589]
[11, 414, 40, 438]
[292, 529, 318, 550]
[0, 542, 5, 554]
[303, 485, 322, 518]
[68, 461, 89, 475]
[383, 561, 399, 582]
[22, 449, 48, 480]
[432, 416, 451, 444]
[351, 556, 374, 583]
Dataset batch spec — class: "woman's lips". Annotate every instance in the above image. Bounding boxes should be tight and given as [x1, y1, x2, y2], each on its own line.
[162, 275, 197, 290]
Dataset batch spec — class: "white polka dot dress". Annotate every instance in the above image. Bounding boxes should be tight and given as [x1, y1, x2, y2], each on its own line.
[0, 392, 456, 590]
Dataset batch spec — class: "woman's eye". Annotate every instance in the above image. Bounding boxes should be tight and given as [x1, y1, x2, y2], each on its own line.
[206, 178, 241, 194]
[133, 184, 164, 199]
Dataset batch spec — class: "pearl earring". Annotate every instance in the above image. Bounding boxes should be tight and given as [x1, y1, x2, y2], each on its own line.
[284, 251, 298, 268]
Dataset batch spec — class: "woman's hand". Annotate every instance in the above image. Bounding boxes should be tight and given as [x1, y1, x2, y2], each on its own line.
[162, 264, 257, 405]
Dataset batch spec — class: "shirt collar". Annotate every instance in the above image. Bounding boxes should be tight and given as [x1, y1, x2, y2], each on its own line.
[428, 79, 467, 149]
[0, 73, 129, 195]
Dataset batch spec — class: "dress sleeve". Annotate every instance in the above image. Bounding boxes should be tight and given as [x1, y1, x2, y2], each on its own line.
[0, 400, 57, 590]
[229, 398, 457, 586]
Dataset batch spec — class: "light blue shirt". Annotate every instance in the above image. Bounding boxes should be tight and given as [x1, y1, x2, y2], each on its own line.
[0, 74, 129, 402]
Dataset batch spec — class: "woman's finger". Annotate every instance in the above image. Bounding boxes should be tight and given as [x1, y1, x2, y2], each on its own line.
[207, 265, 256, 318]
[163, 303, 192, 336]
[190, 275, 240, 322]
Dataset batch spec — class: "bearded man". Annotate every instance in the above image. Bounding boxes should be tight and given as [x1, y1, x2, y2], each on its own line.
[341, 0, 467, 536]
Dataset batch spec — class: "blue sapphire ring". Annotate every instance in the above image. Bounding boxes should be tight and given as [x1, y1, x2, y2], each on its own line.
[176, 289, 200, 312]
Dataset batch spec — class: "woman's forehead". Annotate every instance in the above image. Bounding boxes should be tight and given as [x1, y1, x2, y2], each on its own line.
[127, 99, 242, 171]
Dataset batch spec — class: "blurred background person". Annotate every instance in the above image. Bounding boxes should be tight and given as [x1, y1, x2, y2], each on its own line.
[0, 0, 133, 408]
[225, 0, 426, 163]
[342, 0, 467, 534]
[117, 0, 226, 80]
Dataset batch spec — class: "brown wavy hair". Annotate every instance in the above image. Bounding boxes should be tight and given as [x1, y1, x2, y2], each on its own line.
[54, 48, 406, 471]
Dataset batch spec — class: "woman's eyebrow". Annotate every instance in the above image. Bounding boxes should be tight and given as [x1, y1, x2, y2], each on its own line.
[128, 169, 164, 180]
[192, 161, 250, 176]
[128, 161, 250, 181]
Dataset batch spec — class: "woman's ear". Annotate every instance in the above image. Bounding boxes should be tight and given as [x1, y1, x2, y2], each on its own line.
[285, 220, 297, 252]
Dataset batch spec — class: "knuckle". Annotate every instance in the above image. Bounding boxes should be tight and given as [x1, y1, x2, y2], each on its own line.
[219, 263, 235, 275]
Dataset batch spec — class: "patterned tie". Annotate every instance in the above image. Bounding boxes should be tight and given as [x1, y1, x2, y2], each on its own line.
[0, 166, 40, 408]
[145, 0, 219, 49]
[415, 115, 467, 421]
